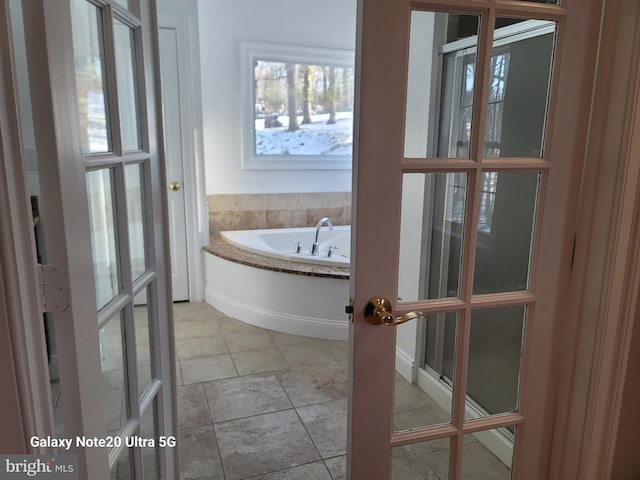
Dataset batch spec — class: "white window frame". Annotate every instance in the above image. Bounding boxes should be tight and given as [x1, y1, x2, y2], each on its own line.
[240, 41, 355, 170]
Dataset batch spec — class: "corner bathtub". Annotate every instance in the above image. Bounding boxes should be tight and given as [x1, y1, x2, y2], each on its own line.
[204, 226, 351, 340]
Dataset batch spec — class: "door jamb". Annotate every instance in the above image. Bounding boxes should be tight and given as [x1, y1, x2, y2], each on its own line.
[0, 0, 54, 452]
[158, 11, 207, 302]
[551, 1, 640, 478]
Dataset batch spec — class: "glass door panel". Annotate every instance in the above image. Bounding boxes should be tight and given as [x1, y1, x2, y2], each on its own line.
[113, 20, 142, 152]
[113, 0, 133, 12]
[125, 162, 147, 280]
[435, 19, 556, 160]
[486, 19, 556, 158]
[472, 171, 539, 295]
[87, 168, 120, 310]
[461, 429, 514, 479]
[404, 12, 480, 159]
[101, 311, 128, 442]
[71, 0, 112, 154]
[111, 448, 133, 480]
[133, 288, 152, 396]
[394, 307, 456, 431]
[398, 173, 467, 302]
[140, 400, 160, 479]
[392, 441, 451, 479]
[466, 306, 526, 419]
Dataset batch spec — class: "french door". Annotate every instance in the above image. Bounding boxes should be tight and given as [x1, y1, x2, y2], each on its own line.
[349, 0, 597, 478]
[21, 0, 176, 477]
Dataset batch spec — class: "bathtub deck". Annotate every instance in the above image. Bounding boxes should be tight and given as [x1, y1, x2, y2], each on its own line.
[205, 236, 349, 279]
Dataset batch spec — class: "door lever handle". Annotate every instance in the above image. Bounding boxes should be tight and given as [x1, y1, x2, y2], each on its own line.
[364, 296, 427, 326]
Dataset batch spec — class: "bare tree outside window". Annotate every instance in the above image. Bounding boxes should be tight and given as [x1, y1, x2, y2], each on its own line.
[253, 59, 354, 156]
[286, 63, 299, 132]
[242, 43, 354, 169]
[301, 66, 313, 125]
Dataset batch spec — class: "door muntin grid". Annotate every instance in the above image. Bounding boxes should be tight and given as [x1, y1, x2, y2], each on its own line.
[393, 5, 560, 478]
[71, 0, 166, 477]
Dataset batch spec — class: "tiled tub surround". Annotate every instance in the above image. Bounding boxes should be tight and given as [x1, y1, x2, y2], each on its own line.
[207, 192, 351, 238]
[204, 193, 351, 341]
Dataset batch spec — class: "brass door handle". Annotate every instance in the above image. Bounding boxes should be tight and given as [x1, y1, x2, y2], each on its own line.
[364, 296, 427, 326]
[168, 182, 181, 191]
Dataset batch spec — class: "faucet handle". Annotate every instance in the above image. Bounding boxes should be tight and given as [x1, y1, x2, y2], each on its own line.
[327, 245, 339, 258]
[293, 240, 301, 254]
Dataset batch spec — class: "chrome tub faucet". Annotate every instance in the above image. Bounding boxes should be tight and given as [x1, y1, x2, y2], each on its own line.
[311, 217, 333, 255]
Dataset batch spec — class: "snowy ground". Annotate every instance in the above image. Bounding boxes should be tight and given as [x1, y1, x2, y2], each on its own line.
[255, 112, 353, 156]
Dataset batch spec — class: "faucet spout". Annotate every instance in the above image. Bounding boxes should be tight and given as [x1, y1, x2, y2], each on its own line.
[311, 217, 333, 255]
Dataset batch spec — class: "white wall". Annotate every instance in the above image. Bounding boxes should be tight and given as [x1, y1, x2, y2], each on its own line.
[196, 0, 356, 194]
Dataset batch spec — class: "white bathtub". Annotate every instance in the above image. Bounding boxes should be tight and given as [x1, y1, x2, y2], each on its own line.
[204, 226, 351, 340]
[221, 225, 351, 267]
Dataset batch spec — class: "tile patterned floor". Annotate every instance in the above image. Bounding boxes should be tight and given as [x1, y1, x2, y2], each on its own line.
[175, 302, 511, 480]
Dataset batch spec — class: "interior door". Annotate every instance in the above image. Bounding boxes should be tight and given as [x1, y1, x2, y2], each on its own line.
[349, 0, 597, 479]
[158, 25, 189, 302]
[21, 0, 176, 477]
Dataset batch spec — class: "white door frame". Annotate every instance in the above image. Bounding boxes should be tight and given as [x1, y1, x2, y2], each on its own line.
[158, 11, 207, 303]
[550, 2, 640, 478]
[0, 0, 53, 450]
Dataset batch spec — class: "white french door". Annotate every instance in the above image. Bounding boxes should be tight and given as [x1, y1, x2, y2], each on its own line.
[349, 0, 597, 479]
[21, 0, 176, 478]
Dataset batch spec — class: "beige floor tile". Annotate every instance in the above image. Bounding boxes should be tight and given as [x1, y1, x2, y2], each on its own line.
[204, 373, 291, 423]
[177, 384, 211, 429]
[215, 410, 321, 480]
[297, 398, 348, 459]
[218, 316, 265, 335]
[276, 361, 348, 407]
[174, 318, 222, 340]
[278, 343, 339, 368]
[176, 335, 228, 360]
[251, 462, 333, 480]
[180, 354, 238, 384]
[223, 330, 275, 353]
[324, 456, 346, 480]
[179, 425, 224, 480]
[230, 348, 288, 376]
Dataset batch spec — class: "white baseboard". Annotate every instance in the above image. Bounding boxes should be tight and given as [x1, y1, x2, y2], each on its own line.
[395, 347, 417, 383]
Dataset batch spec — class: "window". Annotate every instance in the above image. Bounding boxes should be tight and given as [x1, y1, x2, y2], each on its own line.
[241, 42, 355, 169]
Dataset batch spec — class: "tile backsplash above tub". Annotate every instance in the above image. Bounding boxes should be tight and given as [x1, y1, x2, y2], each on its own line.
[208, 192, 351, 237]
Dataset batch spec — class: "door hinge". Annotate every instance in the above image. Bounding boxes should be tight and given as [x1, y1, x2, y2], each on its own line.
[37, 265, 69, 313]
